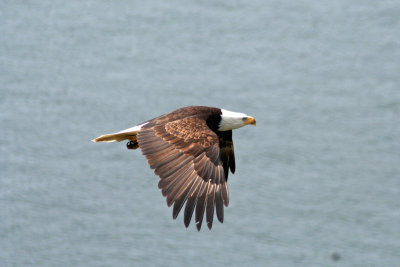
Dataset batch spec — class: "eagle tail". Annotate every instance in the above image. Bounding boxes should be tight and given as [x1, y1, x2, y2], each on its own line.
[92, 131, 138, 143]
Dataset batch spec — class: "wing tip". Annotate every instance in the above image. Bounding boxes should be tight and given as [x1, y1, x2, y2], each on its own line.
[196, 221, 202, 231]
[184, 219, 190, 228]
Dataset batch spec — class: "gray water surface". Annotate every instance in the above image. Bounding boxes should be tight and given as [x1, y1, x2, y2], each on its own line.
[1, 1, 400, 266]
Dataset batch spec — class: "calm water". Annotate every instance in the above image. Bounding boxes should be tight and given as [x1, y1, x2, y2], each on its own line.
[1, 1, 400, 266]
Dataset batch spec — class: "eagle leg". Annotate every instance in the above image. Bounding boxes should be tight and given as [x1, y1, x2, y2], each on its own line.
[126, 141, 139, 150]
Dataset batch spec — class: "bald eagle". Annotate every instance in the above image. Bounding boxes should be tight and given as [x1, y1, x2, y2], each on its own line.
[92, 106, 256, 230]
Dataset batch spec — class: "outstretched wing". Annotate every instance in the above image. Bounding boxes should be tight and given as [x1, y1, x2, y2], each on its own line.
[137, 116, 230, 230]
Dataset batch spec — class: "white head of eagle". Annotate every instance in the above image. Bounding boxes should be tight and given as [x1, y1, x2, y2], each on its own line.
[218, 108, 256, 131]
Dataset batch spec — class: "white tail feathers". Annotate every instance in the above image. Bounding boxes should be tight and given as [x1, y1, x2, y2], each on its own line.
[92, 122, 147, 143]
[92, 131, 138, 143]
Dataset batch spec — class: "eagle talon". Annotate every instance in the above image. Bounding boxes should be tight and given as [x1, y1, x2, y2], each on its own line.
[126, 141, 139, 150]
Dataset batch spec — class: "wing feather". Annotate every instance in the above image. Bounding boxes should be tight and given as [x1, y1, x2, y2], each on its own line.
[221, 181, 229, 207]
[137, 115, 233, 230]
[154, 154, 192, 178]
[159, 162, 191, 196]
[148, 150, 183, 170]
[195, 181, 210, 231]
[166, 169, 196, 206]
[206, 183, 216, 229]
[162, 164, 194, 203]
[173, 175, 201, 219]
[184, 180, 203, 228]
[215, 185, 224, 223]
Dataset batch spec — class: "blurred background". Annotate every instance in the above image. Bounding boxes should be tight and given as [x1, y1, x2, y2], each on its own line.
[1, 1, 399, 266]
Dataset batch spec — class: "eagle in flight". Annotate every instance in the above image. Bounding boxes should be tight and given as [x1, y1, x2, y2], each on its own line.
[93, 106, 256, 231]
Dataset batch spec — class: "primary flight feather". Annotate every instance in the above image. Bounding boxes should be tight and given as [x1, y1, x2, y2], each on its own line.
[92, 106, 256, 231]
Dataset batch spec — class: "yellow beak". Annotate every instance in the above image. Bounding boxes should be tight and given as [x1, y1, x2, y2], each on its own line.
[245, 116, 256, 126]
